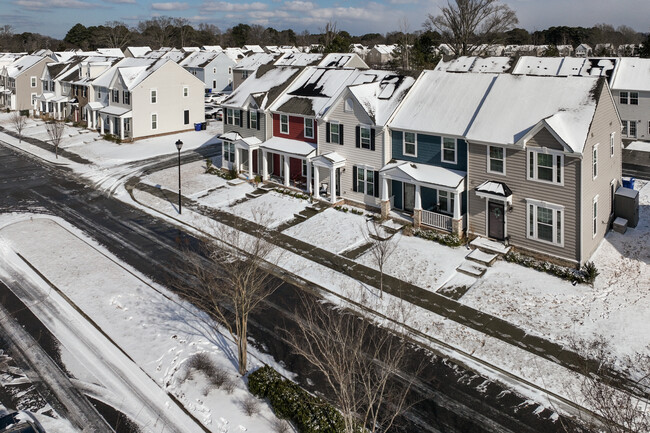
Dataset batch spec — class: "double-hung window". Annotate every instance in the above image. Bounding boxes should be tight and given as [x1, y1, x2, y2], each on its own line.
[403, 132, 416, 156]
[592, 196, 599, 237]
[304, 118, 314, 139]
[527, 199, 564, 246]
[183, 86, 189, 97]
[592, 145, 598, 179]
[622, 120, 637, 138]
[250, 110, 257, 129]
[356, 167, 375, 196]
[438, 190, 454, 214]
[330, 122, 340, 144]
[226, 108, 233, 125]
[112, 89, 119, 103]
[234, 109, 241, 126]
[151, 113, 158, 130]
[150, 89, 157, 103]
[528, 149, 563, 184]
[123, 91, 130, 105]
[30, 77, 36, 88]
[620, 91, 629, 104]
[224, 142, 235, 162]
[442, 137, 457, 163]
[488, 146, 505, 174]
[360, 125, 371, 149]
[610, 132, 615, 157]
[630, 92, 639, 105]
[280, 114, 289, 134]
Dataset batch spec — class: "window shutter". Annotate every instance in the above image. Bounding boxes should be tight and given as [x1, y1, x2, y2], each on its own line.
[370, 129, 376, 151]
[326, 122, 330, 143]
[355, 125, 360, 148]
[352, 166, 357, 192]
[373, 171, 379, 198]
[340, 125, 344, 145]
[247, 110, 250, 129]
[256, 111, 261, 130]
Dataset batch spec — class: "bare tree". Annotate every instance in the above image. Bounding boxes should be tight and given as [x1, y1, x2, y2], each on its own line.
[0, 25, 13, 38]
[364, 219, 399, 299]
[177, 210, 282, 375]
[10, 111, 27, 143]
[397, 17, 412, 70]
[102, 21, 131, 49]
[424, 0, 518, 57]
[173, 17, 191, 47]
[45, 120, 65, 159]
[138, 16, 174, 48]
[320, 20, 339, 51]
[284, 297, 421, 433]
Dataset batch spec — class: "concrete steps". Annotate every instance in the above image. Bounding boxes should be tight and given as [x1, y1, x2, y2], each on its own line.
[466, 249, 498, 266]
[457, 261, 488, 277]
[470, 237, 511, 255]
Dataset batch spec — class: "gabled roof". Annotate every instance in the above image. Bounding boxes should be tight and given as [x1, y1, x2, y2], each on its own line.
[243, 45, 265, 53]
[126, 46, 152, 57]
[610, 57, 650, 92]
[179, 51, 218, 68]
[4, 55, 47, 78]
[96, 48, 124, 57]
[274, 52, 322, 67]
[222, 65, 302, 110]
[345, 72, 415, 126]
[93, 57, 169, 90]
[234, 53, 279, 71]
[380, 160, 465, 189]
[223, 48, 246, 62]
[202, 45, 223, 52]
[318, 53, 368, 69]
[511, 56, 617, 79]
[371, 44, 396, 55]
[435, 56, 511, 74]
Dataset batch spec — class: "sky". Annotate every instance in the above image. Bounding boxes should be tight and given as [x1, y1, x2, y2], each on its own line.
[2, 0, 650, 41]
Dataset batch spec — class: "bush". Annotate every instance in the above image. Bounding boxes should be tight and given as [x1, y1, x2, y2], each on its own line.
[271, 418, 291, 433]
[19, 109, 30, 117]
[241, 396, 261, 416]
[504, 251, 598, 285]
[103, 133, 122, 144]
[581, 261, 599, 285]
[228, 167, 238, 180]
[275, 188, 309, 201]
[248, 365, 345, 433]
[412, 227, 463, 247]
[184, 353, 235, 392]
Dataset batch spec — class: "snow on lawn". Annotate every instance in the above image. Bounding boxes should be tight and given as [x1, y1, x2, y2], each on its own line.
[460, 180, 650, 359]
[0, 215, 285, 433]
[226, 191, 309, 229]
[356, 234, 469, 291]
[142, 161, 228, 198]
[282, 207, 369, 254]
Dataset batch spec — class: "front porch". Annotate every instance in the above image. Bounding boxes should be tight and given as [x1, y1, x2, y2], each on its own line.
[98, 106, 132, 141]
[34, 94, 70, 120]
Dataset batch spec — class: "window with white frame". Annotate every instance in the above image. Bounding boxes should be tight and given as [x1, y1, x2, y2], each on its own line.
[592, 196, 598, 237]
[31, 93, 36, 104]
[151, 113, 158, 130]
[528, 149, 563, 184]
[43, 81, 48, 91]
[123, 91, 130, 105]
[403, 132, 416, 156]
[344, 98, 354, 112]
[223, 142, 235, 162]
[356, 167, 375, 196]
[234, 109, 241, 126]
[82, 87, 87, 98]
[610, 180, 616, 214]
[438, 190, 454, 214]
[630, 92, 639, 105]
[226, 108, 233, 125]
[302, 160, 307, 177]
[610, 132, 615, 157]
[183, 86, 189, 97]
[150, 89, 157, 103]
[112, 89, 119, 103]
[250, 110, 257, 129]
[304, 118, 314, 138]
[527, 200, 563, 245]
[228, 67, 232, 74]
[213, 68, 216, 74]
[488, 146, 505, 174]
[622, 120, 637, 138]
[360, 125, 371, 149]
[592, 145, 598, 179]
[30, 77, 36, 88]
[620, 91, 628, 104]
[330, 122, 340, 144]
[280, 114, 289, 134]
[242, 70, 249, 79]
[442, 137, 457, 163]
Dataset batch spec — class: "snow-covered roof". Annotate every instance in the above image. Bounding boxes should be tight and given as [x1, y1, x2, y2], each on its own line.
[220, 131, 243, 141]
[182, 47, 200, 52]
[274, 52, 322, 67]
[87, 101, 105, 110]
[223, 48, 246, 62]
[243, 45, 265, 53]
[99, 105, 132, 116]
[234, 53, 277, 71]
[465, 74, 599, 152]
[260, 136, 316, 157]
[94, 57, 169, 90]
[96, 48, 124, 58]
[179, 51, 218, 68]
[380, 160, 465, 189]
[476, 180, 512, 197]
[4, 55, 46, 78]
[318, 53, 367, 69]
[512, 56, 617, 79]
[347, 72, 415, 126]
[202, 45, 223, 52]
[626, 141, 650, 152]
[390, 70, 497, 137]
[312, 151, 346, 166]
[610, 58, 650, 92]
[372, 44, 396, 55]
[222, 66, 302, 109]
[435, 56, 511, 74]
[126, 47, 152, 57]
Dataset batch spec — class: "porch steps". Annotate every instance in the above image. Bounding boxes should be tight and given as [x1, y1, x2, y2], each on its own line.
[470, 237, 511, 255]
[227, 179, 245, 186]
[456, 261, 488, 278]
[466, 249, 498, 266]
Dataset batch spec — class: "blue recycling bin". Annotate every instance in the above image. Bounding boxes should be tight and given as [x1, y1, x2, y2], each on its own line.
[622, 177, 635, 189]
[194, 123, 202, 131]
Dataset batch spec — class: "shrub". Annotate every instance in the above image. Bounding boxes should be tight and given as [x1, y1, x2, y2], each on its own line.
[412, 227, 463, 247]
[185, 353, 235, 391]
[241, 396, 261, 416]
[103, 133, 122, 144]
[274, 188, 309, 201]
[271, 418, 291, 433]
[504, 251, 598, 285]
[19, 109, 30, 117]
[228, 167, 238, 180]
[581, 261, 599, 285]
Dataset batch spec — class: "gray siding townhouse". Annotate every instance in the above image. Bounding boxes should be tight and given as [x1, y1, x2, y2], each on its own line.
[609, 58, 650, 143]
[0, 55, 52, 111]
[180, 51, 237, 93]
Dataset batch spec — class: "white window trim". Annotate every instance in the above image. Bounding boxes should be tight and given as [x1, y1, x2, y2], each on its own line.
[356, 165, 375, 196]
[610, 179, 616, 216]
[234, 109, 241, 127]
[30, 93, 37, 104]
[526, 148, 564, 186]
[330, 121, 340, 144]
[250, 110, 258, 129]
[526, 198, 565, 247]
[487, 145, 506, 175]
[619, 91, 628, 104]
[151, 113, 158, 130]
[304, 117, 314, 139]
[441, 137, 457, 164]
[592, 195, 599, 238]
[630, 92, 639, 105]
[360, 124, 372, 149]
[610, 132, 615, 157]
[403, 131, 417, 157]
[592, 144, 598, 180]
[226, 108, 233, 125]
[438, 190, 455, 215]
[150, 88, 157, 104]
[280, 114, 289, 134]
[30, 76, 36, 88]
[183, 86, 189, 97]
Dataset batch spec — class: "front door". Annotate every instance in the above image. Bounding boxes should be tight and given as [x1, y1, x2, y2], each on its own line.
[488, 201, 505, 240]
[404, 183, 415, 212]
[241, 149, 249, 172]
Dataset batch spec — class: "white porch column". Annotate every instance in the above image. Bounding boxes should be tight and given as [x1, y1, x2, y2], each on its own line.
[453, 191, 461, 219]
[313, 166, 320, 199]
[234, 146, 241, 173]
[99, 115, 104, 134]
[381, 176, 389, 201]
[306, 160, 312, 194]
[87, 109, 92, 128]
[329, 168, 336, 204]
[414, 184, 422, 210]
[248, 148, 253, 179]
[262, 150, 269, 180]
[283, 156, 290, 187]
[119, 118, 124, 141]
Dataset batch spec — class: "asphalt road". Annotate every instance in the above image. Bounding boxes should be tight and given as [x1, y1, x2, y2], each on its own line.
[0, 142, 579, 433]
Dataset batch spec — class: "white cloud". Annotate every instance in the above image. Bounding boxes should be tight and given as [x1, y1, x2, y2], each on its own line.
[105, 0, 136, 4]
[14, 0, 87, 9]
[283, 0, 316, 11]
[201, 1, 268, 12]
[151, 2, 189, 11]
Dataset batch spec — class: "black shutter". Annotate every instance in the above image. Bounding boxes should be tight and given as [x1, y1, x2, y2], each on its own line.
[247, 110, 250, 129]
[256, 111, 261, 130]
[355, 125, 360, 148]
[340, 125, 344, 145]
[373, 171, 379, 198]
[370, 128, 376, 151]
[326, 122, 330, 143]
[239, 110, 243, 126]
[352, 166, 357, 192]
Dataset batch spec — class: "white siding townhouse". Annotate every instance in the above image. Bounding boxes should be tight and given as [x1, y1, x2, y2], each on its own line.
[179, 51, 236, 93]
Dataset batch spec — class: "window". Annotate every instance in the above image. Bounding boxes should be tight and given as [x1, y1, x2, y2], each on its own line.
[442, 137, 457, 163]
[228, 67, 232, 74]
[226, 108, 233, 125]
[250, 110, 257, 129]
[151, 113, 158, 130]
[592, 145, 598, 179]
[527, 200, 564, 246]
[592, 196, 598, 237]
[528, 149, 563, 184]
[304, 118, 314, 138]
[184, 109, 189, 125]
[43, 81, 48, 91]
[30, 76, 36, 88]
[223, 142, 235, 162]
[356, 167, 375, 196]
[488, 146, 505, 174]
[630, 92, 639, 105]
[620, 91, 628, 104]
[150, 89, 157, 103]
[302, 160, 307, 177]
[111, 89, 118, 103]
[213, 67, 216, 74]
[610, 180, 616, 215]
[123, 91, 130, 105]
[31, 93, 36, 104]
[403, 132, 416, 156]
[82, 87, 87, 98]
[124, 118, 130, 132]
[438, 190, 454, 214]
[344, 98, 354, 112]
[610, 132, 615, 157]
[360, 125, 371, 149]
[242, 70, 249, 79]
[629, 121, 637, 138]
[183, 86, 189, 97]
[280, 114, 289, 134]
[330, 122, 340, 144]
[234, 109, 241, 126]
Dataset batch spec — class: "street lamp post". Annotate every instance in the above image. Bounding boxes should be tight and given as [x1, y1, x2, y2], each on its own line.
[175, 139, 183, 214]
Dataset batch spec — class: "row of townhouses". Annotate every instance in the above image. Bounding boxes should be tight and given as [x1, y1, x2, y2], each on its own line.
[220, 64, 625, 267]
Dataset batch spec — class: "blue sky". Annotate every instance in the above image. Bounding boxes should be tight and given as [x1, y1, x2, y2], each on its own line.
[3, 0, 650, 40]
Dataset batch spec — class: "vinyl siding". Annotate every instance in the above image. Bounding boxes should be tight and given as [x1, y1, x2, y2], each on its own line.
[580, 82, 622, 263]
[223, 108, 267, 141]
[614, 89, 650, 142]
[391, 130, 468, 172]
[273, 113, 317, 143]
[15, 59, 51, 111]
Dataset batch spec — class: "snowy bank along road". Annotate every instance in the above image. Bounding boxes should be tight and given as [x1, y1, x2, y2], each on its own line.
[0, 141, 577, 432]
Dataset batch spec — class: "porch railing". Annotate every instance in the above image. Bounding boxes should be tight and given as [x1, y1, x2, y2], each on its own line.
[421, 210, 453, 232]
